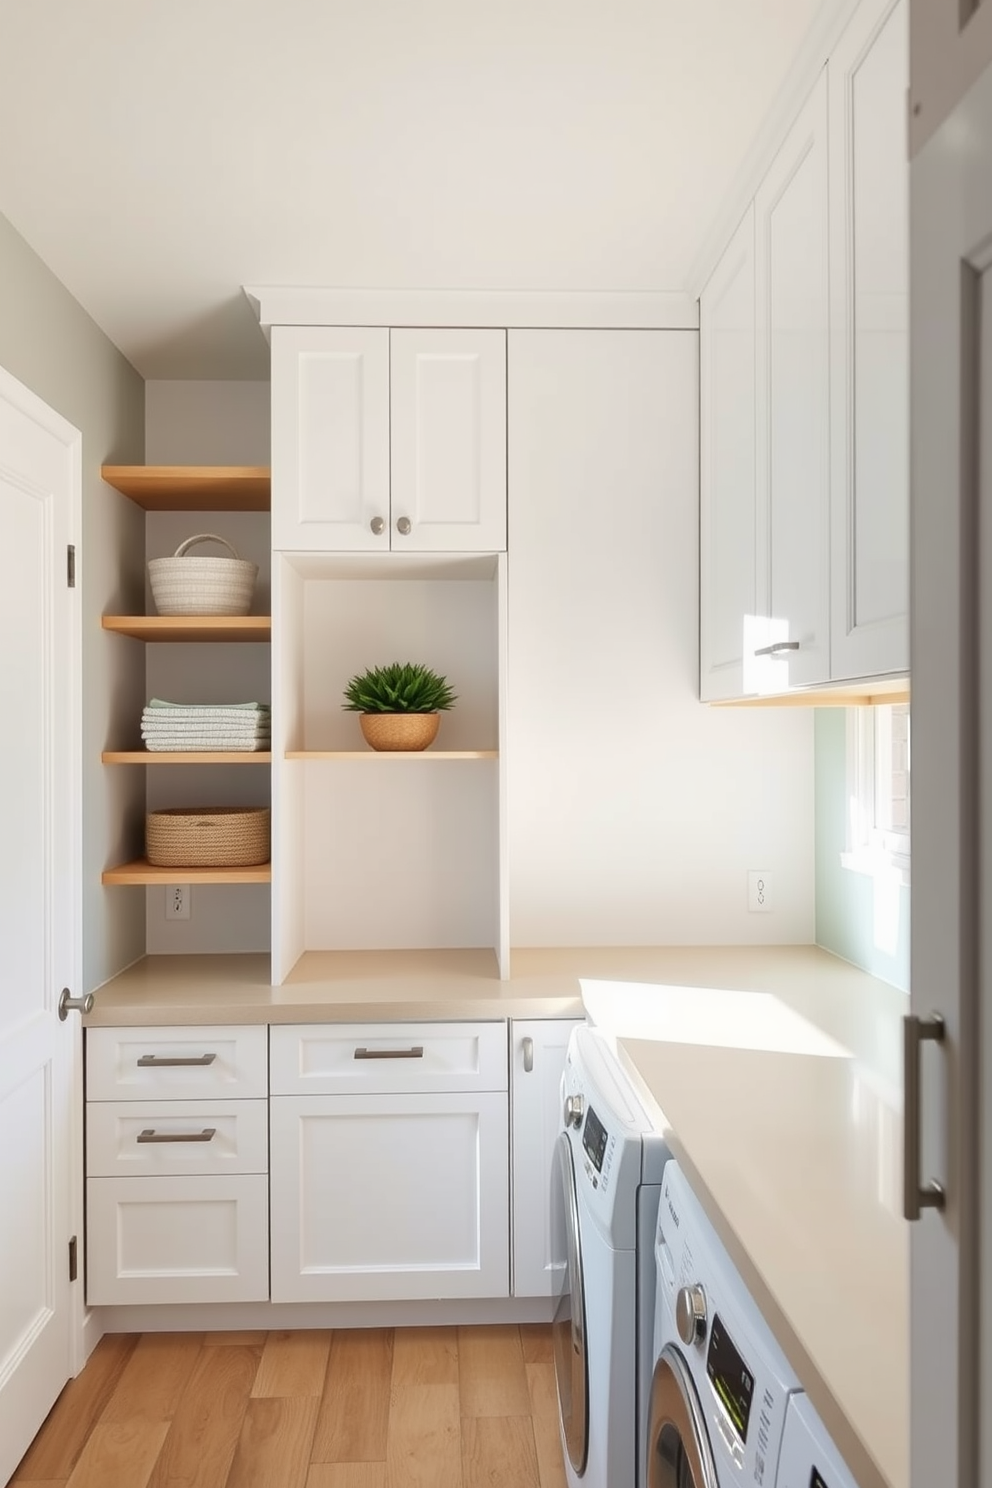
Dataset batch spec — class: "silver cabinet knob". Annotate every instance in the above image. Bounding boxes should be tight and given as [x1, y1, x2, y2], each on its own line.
[58, 987, 94, 1021]
[563, 1094, 585, 1129]
[396, 516, 412, 536]
[522, 1036, 534, 1073]
[370, 516, 386, 536]
[676, 1284, 707, 1346]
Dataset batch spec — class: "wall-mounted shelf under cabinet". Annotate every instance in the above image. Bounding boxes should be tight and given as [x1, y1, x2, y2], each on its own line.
[102, 616, 272, 642]
[285, 750, 497, 761]
[102, 859, 272, 886]
[102, 752, 272, 765]
[102, 465, 271, 511]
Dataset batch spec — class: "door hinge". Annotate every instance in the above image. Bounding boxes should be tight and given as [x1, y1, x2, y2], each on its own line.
[68, 1235, 78, 1282]
[67, 544, 76, 588]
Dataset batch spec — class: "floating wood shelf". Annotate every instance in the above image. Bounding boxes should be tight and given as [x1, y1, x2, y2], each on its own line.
[285, 749, 498, 760]
[102, 465, 271, 511]
[102, 751, 272, 765]
[102, 615, 272, 643]
[102, 859, 272, 886]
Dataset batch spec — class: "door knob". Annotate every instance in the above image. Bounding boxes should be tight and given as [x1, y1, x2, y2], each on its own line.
[58, 987, 94, 1021]
[396, 516, 412, 536]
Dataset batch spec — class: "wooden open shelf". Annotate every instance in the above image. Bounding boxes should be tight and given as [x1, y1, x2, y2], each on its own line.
[102, 465, 270, 511]
[102, 615, 272, 642]
[103, 751, 272, 765]
[285, 750, 498, 760]
[102, 859, 272, 886]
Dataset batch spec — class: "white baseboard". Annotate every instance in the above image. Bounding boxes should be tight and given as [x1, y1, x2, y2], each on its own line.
[91, 1294, 555, 1334]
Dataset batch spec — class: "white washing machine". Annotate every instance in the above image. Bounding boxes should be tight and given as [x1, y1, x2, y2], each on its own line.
[646, 1159, 801, 1488]
[552, 1025, 669, 1488]
[778, 1395, 861, 1488]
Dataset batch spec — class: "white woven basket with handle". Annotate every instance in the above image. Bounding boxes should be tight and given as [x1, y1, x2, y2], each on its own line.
[148, 533, 258, 616]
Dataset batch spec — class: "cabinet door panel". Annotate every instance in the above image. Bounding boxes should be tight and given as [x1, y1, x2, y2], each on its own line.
[86, 1175, 269, 1305]
[510, 1019, 583, 1297]
[700, 206, 757, 701]
[390, 329, 507, 552]
[271, 326, 390, 552]
[830, 0, 909, 679]
[270, 1091, 509, 1301]
[755, 71, 831, 690]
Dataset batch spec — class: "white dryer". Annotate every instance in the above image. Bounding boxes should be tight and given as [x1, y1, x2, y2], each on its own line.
[647, 1160, 801, 1488]
[778, 1395, 861, 1488]
[552, 1025, 669, 1488]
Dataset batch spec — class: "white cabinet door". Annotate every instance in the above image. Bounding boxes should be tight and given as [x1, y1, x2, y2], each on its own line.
[700, 206, 757, 702]
[270, 1091, 509, 1302]
[510, 1018, 583, 1297]
[829, 0, 909, 681]
[271, 326, 390, 552]
[755, 70, 831, 690]
[391, 329, 507, 552]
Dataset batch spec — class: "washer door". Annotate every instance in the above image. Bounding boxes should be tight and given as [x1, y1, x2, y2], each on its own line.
[646, 1342, 719, 1488]
[551, 1131, 588, 1474]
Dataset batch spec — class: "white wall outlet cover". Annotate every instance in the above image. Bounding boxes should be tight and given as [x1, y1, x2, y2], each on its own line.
[748, 871, 772, 912]
[165, 883, 191, 920]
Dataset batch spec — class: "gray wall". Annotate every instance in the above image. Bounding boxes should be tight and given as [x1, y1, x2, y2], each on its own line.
[814, 707, 910, 991]
[0, 211, 147, 992]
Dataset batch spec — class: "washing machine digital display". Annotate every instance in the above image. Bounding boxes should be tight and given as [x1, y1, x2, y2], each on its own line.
[706, 1313, 754, 1443]
[582, 1106, 608, 1171]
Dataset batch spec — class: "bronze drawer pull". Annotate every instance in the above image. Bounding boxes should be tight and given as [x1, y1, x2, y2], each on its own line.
[136, 1127, 217, 1144]
[136, 1053, 218, 1067]
[353, 1046, 425, 1060]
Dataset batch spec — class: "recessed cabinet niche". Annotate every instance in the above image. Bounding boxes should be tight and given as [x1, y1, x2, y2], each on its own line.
[272, 552, 508, 983]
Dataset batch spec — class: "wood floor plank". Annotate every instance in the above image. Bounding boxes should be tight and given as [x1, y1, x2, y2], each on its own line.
[457, 1326, 530, 1418]
[146, 1342, 259, 1488]
[100, 1334, 205, 1424]
[12, 1334, 139, 1480]
[63, 1421, 169, 1488]
[518, 1324, 553, 1365]
[225, 1397, 320, 1488]
[305, 1467, 387, 1488]
[391, 1328, 458, 1387]
[252, 1331, 332, 1398]
[525, 1364, 567, 1488]
[385, 1384, 461, 1488]
[203, 1331, 268, 1348]
[311, 1330, 393, 1464]
[461, 1417, 541, 1488]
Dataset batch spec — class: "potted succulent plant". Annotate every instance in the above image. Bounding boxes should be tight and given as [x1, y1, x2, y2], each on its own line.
[342, 661, 457, 751]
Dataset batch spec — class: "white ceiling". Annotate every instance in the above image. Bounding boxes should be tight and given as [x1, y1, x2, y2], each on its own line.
[0, 0, 824, 380]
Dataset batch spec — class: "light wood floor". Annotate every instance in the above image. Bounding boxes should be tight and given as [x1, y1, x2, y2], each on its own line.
[11, 1325, 567, 1488]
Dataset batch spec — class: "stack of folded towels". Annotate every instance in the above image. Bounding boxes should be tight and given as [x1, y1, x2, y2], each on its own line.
[141, 698, 271, 752]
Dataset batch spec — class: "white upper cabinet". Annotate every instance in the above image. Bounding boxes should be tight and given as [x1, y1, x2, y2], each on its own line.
[272, 325, 507, 553]
[700, 205, 757, 702]
[828, 0, 909, 680]
[754, 69, 831, 692]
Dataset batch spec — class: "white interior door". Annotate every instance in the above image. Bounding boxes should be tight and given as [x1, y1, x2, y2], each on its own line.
[909, 51, 992, 1488]
[0, 367, 80, 1483]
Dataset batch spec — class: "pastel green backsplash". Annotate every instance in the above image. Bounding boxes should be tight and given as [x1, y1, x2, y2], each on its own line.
[814, 708, 910, 991]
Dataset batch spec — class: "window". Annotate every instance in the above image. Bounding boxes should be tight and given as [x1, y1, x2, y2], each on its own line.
[843, 703, 911, 882]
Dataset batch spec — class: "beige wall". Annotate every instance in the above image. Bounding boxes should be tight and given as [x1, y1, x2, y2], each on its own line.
[0, 211, 146, 992]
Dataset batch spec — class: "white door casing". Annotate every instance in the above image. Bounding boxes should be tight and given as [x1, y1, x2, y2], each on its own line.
[0, 367, 80, 1485]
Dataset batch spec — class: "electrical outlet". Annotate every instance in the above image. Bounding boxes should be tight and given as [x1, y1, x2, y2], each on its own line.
[748, 871, 772, 913]
[165, 884, 191, 920]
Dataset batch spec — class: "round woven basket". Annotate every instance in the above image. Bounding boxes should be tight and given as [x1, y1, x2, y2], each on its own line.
[146, 807, 270, 867]
[148, 533, 258, 617]
[359, 713, 440, 752]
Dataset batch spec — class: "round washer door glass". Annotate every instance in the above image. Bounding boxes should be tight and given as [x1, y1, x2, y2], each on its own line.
[646, 1342, 719, 1488]
[551, 1130, 588, 1474]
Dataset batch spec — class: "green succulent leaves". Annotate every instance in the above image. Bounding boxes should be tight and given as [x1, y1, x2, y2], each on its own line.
[342, 661, 457, 714]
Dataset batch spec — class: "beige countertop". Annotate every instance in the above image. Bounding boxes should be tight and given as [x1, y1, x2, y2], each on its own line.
[84, 942, 907, 1488]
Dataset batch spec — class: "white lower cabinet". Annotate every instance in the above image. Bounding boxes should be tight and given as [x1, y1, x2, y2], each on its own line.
[510, 1018, 583, 1297]
[268, 1021, 510, 1303]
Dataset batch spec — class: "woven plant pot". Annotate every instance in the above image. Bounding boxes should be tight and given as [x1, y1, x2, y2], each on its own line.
[359, 713, 440, 752]
[146, 807, 270, 867]
[148, 533, 258, 617]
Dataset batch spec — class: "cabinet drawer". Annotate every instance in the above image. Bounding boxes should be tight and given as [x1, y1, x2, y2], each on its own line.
[86, 1099, 268, 1177]
[270, 1021, 508, 1095]
[86, 1026, 267, 1101]
[86, 1174, 269, 1306]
